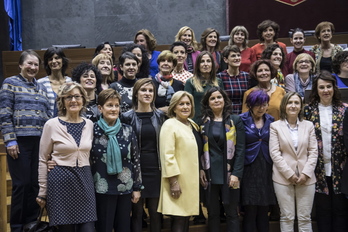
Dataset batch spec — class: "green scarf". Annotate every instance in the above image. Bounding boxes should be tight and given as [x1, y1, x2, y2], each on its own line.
[97, 116, 122, 175]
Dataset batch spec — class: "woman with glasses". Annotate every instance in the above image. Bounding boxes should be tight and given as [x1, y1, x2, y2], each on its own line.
[37, 82, 96, 232]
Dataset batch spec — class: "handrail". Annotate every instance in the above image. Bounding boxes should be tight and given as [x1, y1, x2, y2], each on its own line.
[0, 141, 7, 232]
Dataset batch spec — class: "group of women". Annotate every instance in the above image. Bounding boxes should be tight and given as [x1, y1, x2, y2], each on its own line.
[1, 19, 348, 232]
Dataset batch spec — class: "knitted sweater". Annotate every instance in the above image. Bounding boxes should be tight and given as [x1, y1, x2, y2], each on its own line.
[0, 75, 50, 143]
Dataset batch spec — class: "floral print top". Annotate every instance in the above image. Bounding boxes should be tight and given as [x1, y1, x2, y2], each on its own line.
[90, 122, 143, 195]
[304, 103, 347, 195]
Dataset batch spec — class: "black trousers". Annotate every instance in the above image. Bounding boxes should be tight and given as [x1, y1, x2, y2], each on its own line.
[7, 136, 40, 232]
[315, 177, 348, 232]
[207, 184, 240, 232]
[95, 193, 132, 232]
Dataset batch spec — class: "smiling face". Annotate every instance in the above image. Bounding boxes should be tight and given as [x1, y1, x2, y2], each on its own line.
[262, 26, 275, 43]
[131, 47, 143, 67]
[206, 32, 218, 48]
[290, 32, 305, 51]
[137, 83, 154, 106]
[180, 29, 192, 46]
[64, 88, 83, 115]
[159, 59, 174, 75]
[233, 31, 245, 45]
[98, 98, 120, 126]
[172, 46, 187, 65]
[256, 63, 271, 84]
[285, 95, 302, 119]
[80, 70, 96, 91]
[174, 96, 192, 122]
[97, 59, 112, 76]
[270, 48, 282, 69]
[48, 54, 63, 71]
[19, 55, 40, 80]
[224, 51, 241, 68]
[135, 34, 148, 50]
[100, 44, 113, 58]
[317, 78, 334, 104]
[208, 91, 225, 114]
[199, 54, 213, 74]
[120, 58, 138, 79]
[319, 26, 332, 43]
[296, 58, 312, 74]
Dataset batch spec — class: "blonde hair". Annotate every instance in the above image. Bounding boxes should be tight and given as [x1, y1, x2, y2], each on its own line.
[293, 53, 316, 74]
[92, 54, 115, 84]
[174, 26, 199, 51]
[56, 82, 88, 116]
[167, 91, 195, 118]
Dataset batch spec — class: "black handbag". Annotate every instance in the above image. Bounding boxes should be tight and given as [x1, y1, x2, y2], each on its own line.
[23, 208, 57, 232]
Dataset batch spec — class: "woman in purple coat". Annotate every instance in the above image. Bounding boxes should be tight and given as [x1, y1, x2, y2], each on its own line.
[239, 89, 276, 232]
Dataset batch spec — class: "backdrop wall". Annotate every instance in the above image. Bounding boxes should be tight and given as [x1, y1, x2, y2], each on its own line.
[21, 0, 227, 49]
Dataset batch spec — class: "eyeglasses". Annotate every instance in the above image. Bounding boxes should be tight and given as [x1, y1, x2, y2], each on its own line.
[298, 60, 310, 64]
[65, 95, 82, 101]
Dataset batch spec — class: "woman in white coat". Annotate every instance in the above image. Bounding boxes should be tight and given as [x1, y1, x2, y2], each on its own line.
[269, 92, 318, 231]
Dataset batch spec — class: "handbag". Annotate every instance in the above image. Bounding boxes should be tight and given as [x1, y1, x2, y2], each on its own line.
[23, 207, 57, 232]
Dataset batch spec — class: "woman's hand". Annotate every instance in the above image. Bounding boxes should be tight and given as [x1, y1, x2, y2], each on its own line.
[200, 170, 208, 188]
[7, 145, 20, 159]
[169, 177, 182, 199]
[288, 174, 299, 185]
[36, 197, 46, 208]
[229, 175, 239, 189]
[131, 191, 141, 203]
[47, 160, 57, 172]
[296, 173, 308, 185]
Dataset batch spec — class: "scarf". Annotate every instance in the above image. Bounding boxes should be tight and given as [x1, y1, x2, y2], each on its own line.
[154, 73, 175, 104]
[294, 72, 312, 98]
[97, 116, 122, 175]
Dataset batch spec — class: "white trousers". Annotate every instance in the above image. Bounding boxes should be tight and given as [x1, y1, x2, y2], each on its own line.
[273, 182, 315, 232]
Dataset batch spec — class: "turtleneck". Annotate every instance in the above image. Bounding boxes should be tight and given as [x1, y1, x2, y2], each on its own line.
[120, 76, 137, 87]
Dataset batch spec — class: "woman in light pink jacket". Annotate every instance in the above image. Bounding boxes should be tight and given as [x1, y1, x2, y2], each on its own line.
[269, 92, 318, 232]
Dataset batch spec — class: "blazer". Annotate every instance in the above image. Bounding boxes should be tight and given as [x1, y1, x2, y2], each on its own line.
[240, 111, 274, 165]
[304, 103, 348, 194]
[269, 119, 318, 186]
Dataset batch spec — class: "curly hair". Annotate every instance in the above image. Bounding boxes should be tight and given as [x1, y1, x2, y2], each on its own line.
[134, 29, 157, 52]
[332, 51, 348, 75]
[71, 62, 103, 93]
[174, 26, 199, 51]
[122, 43, 150, 78]
[256, 20, 280, 42]
[201, 86, 233, 122]
[261, 43, 285, 69]
[249, 59, 277, 82]
[43, 47, 69, 76]
[314, 21, 335, 43]
[200, 28, 220, 52]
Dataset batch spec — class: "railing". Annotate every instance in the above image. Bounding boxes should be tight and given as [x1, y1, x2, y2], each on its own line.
[0, 140, 7, 232]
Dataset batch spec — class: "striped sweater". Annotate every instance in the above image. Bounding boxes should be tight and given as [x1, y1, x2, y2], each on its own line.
[0, 75, 51, 143]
